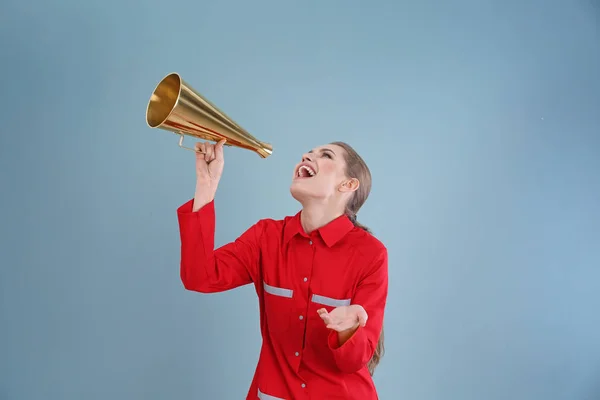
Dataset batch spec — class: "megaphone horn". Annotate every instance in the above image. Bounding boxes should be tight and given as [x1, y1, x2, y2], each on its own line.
[146, 73, 273, 158]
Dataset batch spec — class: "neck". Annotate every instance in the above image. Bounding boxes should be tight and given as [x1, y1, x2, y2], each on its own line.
[299, 201, 345, 234]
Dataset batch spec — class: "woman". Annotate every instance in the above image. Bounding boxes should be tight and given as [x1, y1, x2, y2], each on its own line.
[177, 139, 388, 400]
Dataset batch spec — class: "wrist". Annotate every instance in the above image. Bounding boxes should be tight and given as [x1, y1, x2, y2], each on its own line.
[193, 186, 216, 211]
[337, 322, 359, 345]
[194, 179, 217, 196]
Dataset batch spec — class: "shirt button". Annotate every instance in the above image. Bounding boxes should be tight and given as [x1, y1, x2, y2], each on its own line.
[301, 383, 306, 388]
[295, 352, 299, 356]
[299, 315, 304, 320]
[303, 277, 308, 282]
[309, 240, 312, 245]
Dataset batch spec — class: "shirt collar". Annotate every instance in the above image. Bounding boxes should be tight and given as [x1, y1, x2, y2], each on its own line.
[283, 211, 355, 247]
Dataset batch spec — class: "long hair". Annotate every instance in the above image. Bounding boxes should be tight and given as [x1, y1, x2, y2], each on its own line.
[330, 141, 385, 377]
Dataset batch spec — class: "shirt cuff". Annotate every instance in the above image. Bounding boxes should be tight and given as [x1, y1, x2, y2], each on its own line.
[327, 324, 365, 350]
[177, 199, 214, 215]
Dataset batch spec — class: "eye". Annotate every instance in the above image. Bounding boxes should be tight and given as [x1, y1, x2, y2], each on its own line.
[322, 152, 332, 159]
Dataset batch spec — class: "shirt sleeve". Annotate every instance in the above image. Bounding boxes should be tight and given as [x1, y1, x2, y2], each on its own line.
[177, 199, 263, 293]
[327, 246, 388, 373]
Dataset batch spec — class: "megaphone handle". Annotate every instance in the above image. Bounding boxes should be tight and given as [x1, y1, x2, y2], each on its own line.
[178, 133, 204, 154]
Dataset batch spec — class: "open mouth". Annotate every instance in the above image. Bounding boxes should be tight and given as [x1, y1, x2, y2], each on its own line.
[297, 164, 316, 178]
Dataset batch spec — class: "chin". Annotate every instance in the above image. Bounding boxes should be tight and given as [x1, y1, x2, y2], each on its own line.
[289, 182, 305, 202]
[290, 181, 328, 204]
[290, 181, 314, 202]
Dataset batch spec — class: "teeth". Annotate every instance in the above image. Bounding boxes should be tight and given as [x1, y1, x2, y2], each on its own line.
[298, 165, 316, 177]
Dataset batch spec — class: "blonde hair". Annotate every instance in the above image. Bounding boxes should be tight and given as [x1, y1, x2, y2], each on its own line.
[330, 141, 385, 376]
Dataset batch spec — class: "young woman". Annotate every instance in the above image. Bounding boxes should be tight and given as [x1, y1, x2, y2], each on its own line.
[177, 139, 388, 400]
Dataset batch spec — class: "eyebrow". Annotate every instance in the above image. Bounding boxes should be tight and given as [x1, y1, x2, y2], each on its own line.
[309, 148, 336, 156]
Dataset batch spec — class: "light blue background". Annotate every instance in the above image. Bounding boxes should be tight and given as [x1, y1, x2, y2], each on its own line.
[1, 0, 599, 399]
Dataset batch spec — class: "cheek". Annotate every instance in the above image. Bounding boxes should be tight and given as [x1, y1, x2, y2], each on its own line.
[315, 165, 342, 190]
[318, 162, 337, 175]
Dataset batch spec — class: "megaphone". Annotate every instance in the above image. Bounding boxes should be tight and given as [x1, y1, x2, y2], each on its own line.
[146, 72, 272, 158]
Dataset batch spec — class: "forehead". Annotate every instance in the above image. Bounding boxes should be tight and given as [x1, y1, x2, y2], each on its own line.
[308, 144, 345, 155]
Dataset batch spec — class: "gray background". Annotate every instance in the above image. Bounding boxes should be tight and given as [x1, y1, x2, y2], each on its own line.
[1, 0, 599, 399]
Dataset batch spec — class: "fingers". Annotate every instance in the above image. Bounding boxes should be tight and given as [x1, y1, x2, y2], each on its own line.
[317, 309, 344, 331]
[195, 142, 208, 156]
[317, 309, 332, 324]
[194, 140, 225, 163]
[195, 142, 206, 166]
[317, 306, 367, 332]
[204, 141, 214, 162]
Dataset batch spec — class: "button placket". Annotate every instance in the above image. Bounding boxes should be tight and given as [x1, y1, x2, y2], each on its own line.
[298, 234, 317, 355]
[300, 237, 313, 323]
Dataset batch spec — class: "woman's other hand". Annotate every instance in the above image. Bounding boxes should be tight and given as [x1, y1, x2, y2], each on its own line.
[317, 304, 368, 333]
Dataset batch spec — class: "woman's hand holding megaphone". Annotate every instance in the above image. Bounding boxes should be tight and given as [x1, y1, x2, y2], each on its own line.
[192, 138, 227, 211]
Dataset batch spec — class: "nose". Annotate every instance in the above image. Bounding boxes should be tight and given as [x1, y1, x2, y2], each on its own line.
[302, 153, 313, 163]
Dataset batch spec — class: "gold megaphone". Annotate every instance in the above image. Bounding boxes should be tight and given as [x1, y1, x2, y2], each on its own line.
[146, 72, 272, 158]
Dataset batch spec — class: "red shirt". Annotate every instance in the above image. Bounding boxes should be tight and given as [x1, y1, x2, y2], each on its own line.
[177, 199, 388, 400]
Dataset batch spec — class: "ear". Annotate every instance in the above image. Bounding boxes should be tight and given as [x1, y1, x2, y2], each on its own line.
[338, 177, 360, 193]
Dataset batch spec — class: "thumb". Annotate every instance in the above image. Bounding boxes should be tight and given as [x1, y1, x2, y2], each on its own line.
[357, 310, 368, 327]
[214, 138, 227, 161]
